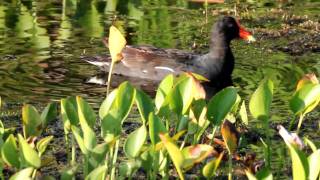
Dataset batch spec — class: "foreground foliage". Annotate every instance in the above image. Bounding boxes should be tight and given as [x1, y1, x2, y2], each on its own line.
[0, 72, 320, 179]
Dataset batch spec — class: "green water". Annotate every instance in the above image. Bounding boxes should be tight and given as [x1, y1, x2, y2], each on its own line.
[0, 0, 320, 178]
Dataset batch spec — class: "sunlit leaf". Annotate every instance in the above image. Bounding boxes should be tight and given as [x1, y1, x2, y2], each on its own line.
[202, 153, 223, 178]
[185, 72, 206, 100]
[221, 120, 239, 154]
[119, 160, 141, 177]
[108, 25, 126, 62]
[304, 138, 317, 152]
[182, 144, 214, 170]
[1, 134, 20, 168]
[61, 98, 79, 132]
[124, 125, 147, 158]
[245, 167, 273, 180]
[99, 89, 118, 119]
[207, 87, 238, 126]
[135, 90, 154, 124]
[166, 76, 194, 115]
[71, 126, 88, 154]
[9, 167, 34, 180]
[18, 134, 41, 168]
[36, 136, 53, 156]
[249, 79, 274, 121]
[149, 113, 167, 146]
[76, 96, 96, 128]
[90, 143, 109, 166]
[296, 73, 319, 91]
[308, 150, 320, 180]
[239, 101, 248, 125]
[22, 104, 43, 138]
[290, 83, 320, 115]
[85, 165, 107, 180]
[155, 74, 174, 110]
[41, 102, 57, 127]
[159, 133, 185, 180]
[76, 97, 97, 151]
[287, 143, 309, 180]
[112, 82, 136, 121]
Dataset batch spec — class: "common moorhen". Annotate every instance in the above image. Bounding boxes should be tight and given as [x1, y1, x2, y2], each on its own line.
[83, 16, 255, 96]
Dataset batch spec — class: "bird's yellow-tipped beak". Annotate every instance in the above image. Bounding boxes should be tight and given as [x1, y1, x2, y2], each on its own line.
[246, 35, 256, 42]
[237, 22, 256, 42]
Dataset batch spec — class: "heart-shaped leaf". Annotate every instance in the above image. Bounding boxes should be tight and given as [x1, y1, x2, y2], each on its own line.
[108, 26, 126, 63]
[124, 125, 147, 158]
[135, 90, 154, 124]
[22, 104, 43, 138]
[41, 102, 57, 127]
[207, 87, 238, 126]
[159, 133, 185, 180]
[18, 134, 41, 168]
[36, 136, 53, 156]
[149, 113, 167, 146]
[1, 134, 20, 168]
[182, 144, 214, 170]
[249, 79, 274, 121]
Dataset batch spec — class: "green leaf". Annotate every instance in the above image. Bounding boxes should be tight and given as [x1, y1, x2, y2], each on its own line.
[36, 136, 53, 156]
[290, 84, 320, 115]
[166, 76, 194, 115]
[155, 74, 174, 110]
[287, 142, 309, 180]
[85, 165, 107, 180]
[119, 160, 141, 177]
[249, 79, 274, 121]
[71, 126, 88, 154]
[101, 110, 122, 143]
[308, 150, 320, 180]
[181, 144, 213, 170]
[304, 138, 317, 152]
[22, 104, 43, 138]
[256, 167, 273, 180]
[76, 96, 96, 128]
[124, 125, 147, 158]
[90, 143, 109, 166]
[159, 133, 185, 180]
[239, 101, 248, 125]
[18, 134, 41, 168]
[76, 97, 97, 151]
[149, 113, 167, 146]
[61, 165, 78, 180]
[1, 134, 20, 168]
[207, 87, 238, 126]
[61, 98, 79, 132]
[41, 102, 57, 127]
[9, 167, 34, 180]
[99, 89, 118, 119]
[135, 90, 154, 124]
[202, 153, 223, 178]
[115, 82, 136, 120]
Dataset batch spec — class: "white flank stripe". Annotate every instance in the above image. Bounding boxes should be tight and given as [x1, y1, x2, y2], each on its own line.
[155, 66, 175, 72]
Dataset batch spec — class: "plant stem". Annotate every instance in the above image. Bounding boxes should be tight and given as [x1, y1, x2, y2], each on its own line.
[209, 126, 218, 145]
[64, 131, 70, 165]
[296, 114, 304, 133]
[228, 153, 232, 180]
[264, 119, 271, 169]
[84, 156, 89, 176]
[106, 61, 116, 97]
[110, 140, 120, 180]
[71, 135, 76, 166]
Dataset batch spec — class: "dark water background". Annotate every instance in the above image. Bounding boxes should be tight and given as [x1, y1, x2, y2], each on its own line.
[0, 0, 320, 178]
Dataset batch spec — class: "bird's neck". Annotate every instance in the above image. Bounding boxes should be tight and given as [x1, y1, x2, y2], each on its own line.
[208, 33, 230, 57]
